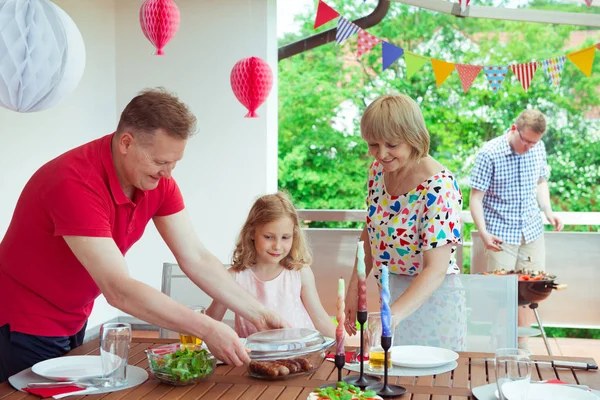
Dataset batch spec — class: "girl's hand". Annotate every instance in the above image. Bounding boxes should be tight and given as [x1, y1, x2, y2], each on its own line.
[344, 282, 358, 336]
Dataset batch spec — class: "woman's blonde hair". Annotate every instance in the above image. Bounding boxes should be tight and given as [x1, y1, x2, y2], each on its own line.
[360, 94, 430, 161]
[231, 192, 312, 272]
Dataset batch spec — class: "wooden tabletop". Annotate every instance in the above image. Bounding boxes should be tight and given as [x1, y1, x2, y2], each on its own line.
[1, 338, 598, 399]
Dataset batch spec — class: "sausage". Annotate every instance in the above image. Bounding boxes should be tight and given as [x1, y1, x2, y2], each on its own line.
[249, 361, 280, 377]
[274, 363, 290, 376]
[291, 357, 313, 371]
[272, 359, 300, 373]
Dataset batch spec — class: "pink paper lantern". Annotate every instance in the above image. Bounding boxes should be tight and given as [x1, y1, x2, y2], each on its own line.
[139, 0, 180, 56]
[230, 57, 274, 118]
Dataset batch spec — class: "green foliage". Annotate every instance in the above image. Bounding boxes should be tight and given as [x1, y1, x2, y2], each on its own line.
[278, 0, 600, 224]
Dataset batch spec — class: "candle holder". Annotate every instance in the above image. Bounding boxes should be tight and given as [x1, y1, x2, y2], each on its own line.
[320, 354, 346, 388]
[343, 311, 380, 388]
[365, 336, 407, 398]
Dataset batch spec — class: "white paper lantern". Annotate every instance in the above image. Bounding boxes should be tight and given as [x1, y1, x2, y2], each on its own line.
[0, 0, 86, 112]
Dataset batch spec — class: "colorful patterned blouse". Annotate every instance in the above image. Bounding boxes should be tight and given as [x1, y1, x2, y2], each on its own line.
[366, 161, 463, 276]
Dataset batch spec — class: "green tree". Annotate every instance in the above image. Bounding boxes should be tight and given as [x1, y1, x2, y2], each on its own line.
[278, 0, 600, 228]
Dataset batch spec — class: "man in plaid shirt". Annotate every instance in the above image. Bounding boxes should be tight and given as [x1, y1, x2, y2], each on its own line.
[469, 109, 563, 349]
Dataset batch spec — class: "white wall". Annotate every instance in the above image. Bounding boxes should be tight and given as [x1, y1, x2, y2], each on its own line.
[0, 0, 278, 335]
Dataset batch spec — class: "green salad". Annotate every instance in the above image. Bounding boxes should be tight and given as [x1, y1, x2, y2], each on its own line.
[312, 382, 379, 400]
[150, 346, 214, 383]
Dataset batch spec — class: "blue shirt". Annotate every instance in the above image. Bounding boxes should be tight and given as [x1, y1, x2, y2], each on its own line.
[470, 132, 549, 244]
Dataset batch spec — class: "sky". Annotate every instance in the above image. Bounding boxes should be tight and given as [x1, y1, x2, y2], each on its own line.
[277, 0, 314, 37]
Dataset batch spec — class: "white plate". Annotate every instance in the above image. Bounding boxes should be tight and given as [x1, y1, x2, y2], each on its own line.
[502, 382, 599, 400]
[390, 345, 459, 368]
[32, 356, 104, 381]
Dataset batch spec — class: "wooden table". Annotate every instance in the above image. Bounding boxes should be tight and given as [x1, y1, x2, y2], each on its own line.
[1, 338, 598, 399]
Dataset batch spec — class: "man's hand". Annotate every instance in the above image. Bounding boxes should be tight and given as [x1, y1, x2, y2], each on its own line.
[480, 231, 503, 252]
[252, 309, 291, 331]
[546, 212, 564, 231]
[344, 282, 358, 336]
[203, 321, 250, 367]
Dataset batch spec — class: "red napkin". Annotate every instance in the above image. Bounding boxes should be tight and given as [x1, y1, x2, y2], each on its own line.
[326, 351, 369, 363]
[23, 385, 87, 398]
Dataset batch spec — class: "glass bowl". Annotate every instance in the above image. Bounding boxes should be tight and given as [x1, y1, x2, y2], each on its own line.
[245, 328, 335, 380]
[146, 343, 216, 386]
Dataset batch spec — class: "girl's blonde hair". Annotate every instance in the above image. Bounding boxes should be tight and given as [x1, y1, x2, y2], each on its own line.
[231, 192, 312, 272]
[360, 94, 430, 161]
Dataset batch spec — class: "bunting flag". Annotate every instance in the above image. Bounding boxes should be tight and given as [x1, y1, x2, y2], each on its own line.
[314, 2, 600, 95]
[382, 41, 404, 70]
[484, 66, 509, 93]
[314, 0, 339, 29]
[431, 59, 456, 87]
[405, 52, 430, 78]
[541, 56, 566, 87]
[585, 0, 593, 7]
[510, 62, 539, 92]
[357, 30, 381, 58]
[336, 17, 360, 45]
[567, 45, 596, 77]
[456, 64, 482, 93]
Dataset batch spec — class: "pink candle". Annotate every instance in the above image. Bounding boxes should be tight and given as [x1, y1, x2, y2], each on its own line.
[336, 278, 345, 355]
[357, 241, 367, 312]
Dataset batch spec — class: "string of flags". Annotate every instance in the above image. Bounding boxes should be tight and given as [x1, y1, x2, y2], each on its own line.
[316, 1, 599, 93]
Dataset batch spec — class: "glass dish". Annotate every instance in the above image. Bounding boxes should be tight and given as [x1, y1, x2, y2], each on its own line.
[246, 328, 335, 380]
[146, 343, 216, 386]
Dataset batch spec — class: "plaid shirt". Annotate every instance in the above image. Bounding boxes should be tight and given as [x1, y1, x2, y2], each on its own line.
[470, 132, 549, 244]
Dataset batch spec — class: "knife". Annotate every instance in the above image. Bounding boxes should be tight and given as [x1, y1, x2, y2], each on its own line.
[27, 377, 108, 388]
[486, 358, 598, 370]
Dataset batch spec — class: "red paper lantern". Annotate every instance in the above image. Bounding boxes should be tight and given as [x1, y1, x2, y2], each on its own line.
[230, 57, 274, 118]
[139, 0, 180, 56]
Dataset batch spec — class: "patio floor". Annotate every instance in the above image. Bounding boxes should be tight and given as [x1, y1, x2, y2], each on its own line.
[132, 330, 600, 363]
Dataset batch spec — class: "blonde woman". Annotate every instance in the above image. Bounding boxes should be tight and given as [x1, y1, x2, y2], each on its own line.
[344, 94, 466, 351]
[207, 192, 336, 339]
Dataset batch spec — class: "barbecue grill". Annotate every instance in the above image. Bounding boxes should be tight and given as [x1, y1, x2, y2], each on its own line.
[517, 276, 567, 355]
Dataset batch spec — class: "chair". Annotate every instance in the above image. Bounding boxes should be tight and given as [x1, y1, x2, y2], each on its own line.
[159, 262, 234, 339]
[389, 273, 518, 352]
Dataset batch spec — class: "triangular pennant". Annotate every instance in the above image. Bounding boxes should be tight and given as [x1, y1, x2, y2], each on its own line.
[382, 41, 404, 70]
[431, 59, 456, 87]
[509, 62, 539, 92]
[483, 66, 509, 93]
[460, 0, 471, 11]
[314, 1, 340, 29]
[357, 30, 381, 58]
[597, 43, 600, 50]
[585, 0, 593, 7]
[541, 56, 566, 87]
[456, 64, 482, 93]
[336, 17, 360, 45]
[405, 52, 430, 78]
[567, 46, 596, 77]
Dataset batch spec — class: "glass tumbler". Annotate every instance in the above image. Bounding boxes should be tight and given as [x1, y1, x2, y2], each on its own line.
[366, 312, 396, 371]
[495, 348, 532, 400]
[179, 305, 206, 346]
[100, 322, 132, 387]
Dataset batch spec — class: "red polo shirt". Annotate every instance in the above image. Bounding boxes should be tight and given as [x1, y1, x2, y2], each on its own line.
[0, 133, 185, 336]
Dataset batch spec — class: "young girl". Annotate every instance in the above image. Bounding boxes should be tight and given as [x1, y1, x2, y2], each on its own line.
[206, 192, 337, 339]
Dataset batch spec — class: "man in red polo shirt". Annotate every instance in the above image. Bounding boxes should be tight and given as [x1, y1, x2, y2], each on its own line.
[0, 88, 286, 381]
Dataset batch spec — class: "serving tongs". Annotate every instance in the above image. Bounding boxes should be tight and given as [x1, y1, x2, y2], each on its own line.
[498, 244, 531, 262]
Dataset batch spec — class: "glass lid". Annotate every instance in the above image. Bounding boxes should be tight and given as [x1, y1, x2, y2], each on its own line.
[246, 328, 330, 359]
